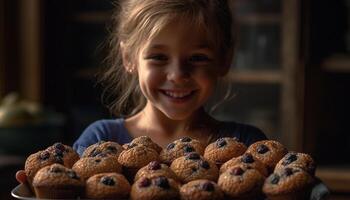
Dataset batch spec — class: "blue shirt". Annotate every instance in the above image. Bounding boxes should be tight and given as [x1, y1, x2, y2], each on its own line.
[73, 118, 267, 156]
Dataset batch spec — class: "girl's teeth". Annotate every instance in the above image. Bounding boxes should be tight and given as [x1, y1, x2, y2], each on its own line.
[165, 91, 192, 98]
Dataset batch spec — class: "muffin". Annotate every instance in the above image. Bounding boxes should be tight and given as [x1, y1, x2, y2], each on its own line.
[118, 143, 159, 181]
[204, 137, 247, 166]
[170, 152, 219, 183]
[263, 167, 315, 200]
[85, 172, 131, 199]
[220, 153, 268, 177]
[82, 140, 123, 158]
[130, 176, 180, 200]
[134, 160, 178, 182]
[217, 166, 265, 200]
[246, 140, 288, 173]
[123, 136, 162, 153]
[160, 137, 205, 165]
[180, 179, 224, 200]
[274, 151, 316, 176]
[25, 143, 79, 189]
[72, 155, 122, 180]
[45, 142, 80, 168]
[32, 163, 84, 199]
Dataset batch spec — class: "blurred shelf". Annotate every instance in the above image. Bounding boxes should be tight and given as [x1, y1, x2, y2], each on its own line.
[73, 11, 112, 23]
[227, 70, 282, 84]
[322, 54, 350, 73]
[237, 14, 281, 25]
[316, 166, 350, 193]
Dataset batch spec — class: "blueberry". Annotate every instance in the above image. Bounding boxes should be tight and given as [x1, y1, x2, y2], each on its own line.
[53, 143, 66, 152]
[216, 138, 227, 148]
[257, 144, 269, 154]
[50, 166, 62, 173]
[181, 137, 192, 142]
[148, 161, 161, 170]
[101, 176, 115, 186]
[54, 149, 64, 158]
[191, 167, 198, 172]
[54, 156, 64, 164]
[67, 171, 79, 179]
[199, 160, 210, 169]
[186, 153, 200, 160]
[39, 151, 50, 160]
[270, 174, 280, 184]
[106, 146, 117, 152]
[138, 178, 151, 187]
[241, 154, 254, 163]
[154, 176, 169, 189]
[183, 145, 194, 153]
[201, 182, 214, 192]
[230, 167, 244, 176]
[166, 143, 175, 150]
[284, 168, 294, 176]
[90, 148, 102, 157]
[95, 158, 101, 163]
[282, 153, 298, 165]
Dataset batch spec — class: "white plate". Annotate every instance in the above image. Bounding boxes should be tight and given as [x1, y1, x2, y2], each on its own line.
[11, 184, 36, 200]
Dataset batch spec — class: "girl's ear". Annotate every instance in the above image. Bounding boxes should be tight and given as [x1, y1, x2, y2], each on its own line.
[120, 41, 136, 74]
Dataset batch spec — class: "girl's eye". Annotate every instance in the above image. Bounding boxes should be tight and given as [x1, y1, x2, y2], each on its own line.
[146, 54, 168, 61]
[189, 54, 212, 63]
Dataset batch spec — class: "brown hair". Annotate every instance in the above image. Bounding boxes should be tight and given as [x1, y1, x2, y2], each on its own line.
[99, 0, 237, 117]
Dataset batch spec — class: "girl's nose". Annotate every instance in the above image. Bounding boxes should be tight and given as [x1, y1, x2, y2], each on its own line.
[167, 60, 191, 84]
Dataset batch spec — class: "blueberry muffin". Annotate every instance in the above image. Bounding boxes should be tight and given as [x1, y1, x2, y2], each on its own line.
[246, 140, 288, 173]
[275, 151, 316, 176]
[217, 166, 265, 200]
[263, 167, 315, 200]
[204, 137, 247, 166]
[32, 163, 84, 199]
[118, 143, 159, 181]
[82, 140, 123, 158]
[170, 152, 219, 183]
[134, 161, 178, 182]
[45, 142, 80, 168]
[85, 172, 131, 199]
[123, 136, 162, 153]
[130, 176, 180, 200]
[72, 155, 122, 180]
[220, 153, 268, 177]
[160, 137, 205, 165]
[180, 179, 224, 200]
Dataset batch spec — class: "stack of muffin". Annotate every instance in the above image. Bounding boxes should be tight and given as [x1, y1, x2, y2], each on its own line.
[23, 136, 317, 199]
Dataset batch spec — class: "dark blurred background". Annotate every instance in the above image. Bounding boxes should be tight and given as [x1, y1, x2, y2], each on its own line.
[1, 0, 350, 199]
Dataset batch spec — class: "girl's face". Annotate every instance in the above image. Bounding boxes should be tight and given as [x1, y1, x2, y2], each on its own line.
[133, 21, 228, 120]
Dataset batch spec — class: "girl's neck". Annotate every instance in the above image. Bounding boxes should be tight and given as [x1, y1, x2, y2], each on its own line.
[125, 103, 219, 146]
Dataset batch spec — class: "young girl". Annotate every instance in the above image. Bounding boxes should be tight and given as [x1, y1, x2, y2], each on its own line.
[72, 0, 266, 156]
[16, 0, 266, 182]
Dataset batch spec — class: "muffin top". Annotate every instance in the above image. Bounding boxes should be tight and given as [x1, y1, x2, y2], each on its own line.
[45, 142, 80, 168]
[204, 137, 247, 166]
[263, 167, 315, 195]
[134, 160, 178, 182]
[180, 179, 224, 200]
[160, 137, 205, 165]
[130, 176, 180, 200]
[32, 163, 84, 188]
[82, 141, 123, 158]
[118, 143, 159, 169]
[217, 166, 265, 198]
[124, 136, 162, 153]
[275, 151, 316, 175]
[85, 172, 131, 199]
[246, 140, 288, 172]
[220, 153, 268, 177]
[170, 152, 219, 183]
[72, 155, 122, 180]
